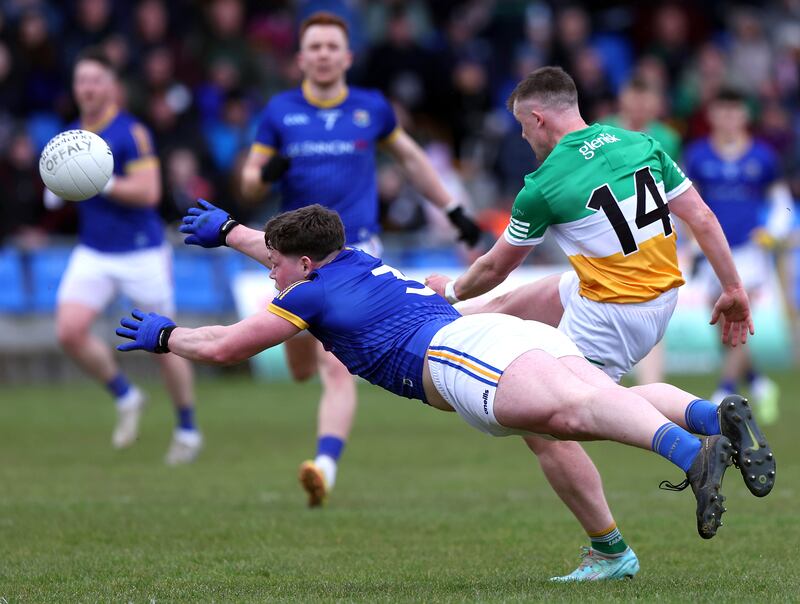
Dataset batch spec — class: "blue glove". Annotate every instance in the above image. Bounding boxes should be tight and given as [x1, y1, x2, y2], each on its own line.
[179, 199, 239, 248]
[116, 309, 176, 353]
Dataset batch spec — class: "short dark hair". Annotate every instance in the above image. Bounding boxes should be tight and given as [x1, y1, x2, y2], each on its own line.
[624, 75, 659, 95]
[713, 86, 747, 105]
[299, 11, 349, 43]
[506, 66, 578, 112]
[264, 204, 345, 261]
[75, 46, 115, 75]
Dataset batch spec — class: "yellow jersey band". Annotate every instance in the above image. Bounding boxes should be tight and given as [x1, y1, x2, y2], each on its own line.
[267, 303, 309, 330]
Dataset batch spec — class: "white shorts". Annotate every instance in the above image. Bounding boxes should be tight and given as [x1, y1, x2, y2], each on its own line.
[57, 243, 175, 314]
[558, 271, 678, 383]
[697, 242, 771, 298]
[427, 314, 582, 437]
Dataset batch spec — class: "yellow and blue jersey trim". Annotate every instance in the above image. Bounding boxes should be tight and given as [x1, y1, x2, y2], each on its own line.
[267, 303, 309, 330]
[427, 345, 503, 387]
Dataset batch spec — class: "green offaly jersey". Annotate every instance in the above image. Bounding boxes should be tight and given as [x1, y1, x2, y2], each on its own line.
[506, 123, 690, 303]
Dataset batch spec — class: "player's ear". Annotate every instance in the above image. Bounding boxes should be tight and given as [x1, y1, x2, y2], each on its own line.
[300, 255, 312, 275]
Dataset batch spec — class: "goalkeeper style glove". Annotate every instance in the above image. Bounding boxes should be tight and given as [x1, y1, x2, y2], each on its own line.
[179, 199, 239, 248]
[116, 309, 176, 353]
[446, 204, 483, 247]
[260, 154, 291, 183]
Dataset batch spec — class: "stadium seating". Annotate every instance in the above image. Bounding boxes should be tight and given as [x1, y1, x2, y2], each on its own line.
[172, 250, 229, 314]
[29, 247, 71, 313]
[0, 247, 27, 313]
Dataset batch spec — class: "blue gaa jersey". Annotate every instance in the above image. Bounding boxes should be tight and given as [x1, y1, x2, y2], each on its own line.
[683, 138, 780, 248]
[252, 82, 399, 245]
[268, 248, 460, 402]
[69, 108, 163, 252]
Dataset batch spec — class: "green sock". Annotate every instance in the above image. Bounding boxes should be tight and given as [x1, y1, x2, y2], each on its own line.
[589, 523, 628, 556]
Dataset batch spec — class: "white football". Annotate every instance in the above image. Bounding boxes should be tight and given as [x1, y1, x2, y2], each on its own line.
[39, 129, 114, 201]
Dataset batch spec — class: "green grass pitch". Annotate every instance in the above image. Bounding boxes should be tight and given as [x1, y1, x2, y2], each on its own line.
[1, 370, 798, 601]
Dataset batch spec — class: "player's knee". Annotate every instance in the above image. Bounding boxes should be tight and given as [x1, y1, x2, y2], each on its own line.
[549, 399, 592, 436]
[56, 319, 87, 351]
[289, 364, 316, 382]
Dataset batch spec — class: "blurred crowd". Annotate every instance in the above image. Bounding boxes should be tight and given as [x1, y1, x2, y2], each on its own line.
[2, 0, 800, 254]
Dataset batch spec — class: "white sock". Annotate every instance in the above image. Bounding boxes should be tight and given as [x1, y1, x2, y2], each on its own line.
[314, 455, 337, 489]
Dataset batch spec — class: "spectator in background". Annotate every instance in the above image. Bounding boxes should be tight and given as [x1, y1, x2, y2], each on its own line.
[0, 128, 49, 246]
[64, 0, 114, 68]
[642, 3, 693, 89]
[15, 8, 64, 115]
[53, 48, 203, 464]
[163, 147, 215, 217]
[674, 43, 729, 140]
[361, 4, 448, 128]
[684, 88, 794, 423]
[727, 8, 774, 97]
[191, 0, 259, 96]
[602, 76, 681, 161]
[0, 40, 23, 117]
[202, 88, 256, 174]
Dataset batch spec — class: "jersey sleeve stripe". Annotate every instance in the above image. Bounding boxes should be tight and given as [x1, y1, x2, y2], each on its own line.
[503, 228, 542, 247]
[250, 143, 276, 157]
[507, 224, 528, 237]
[130, 124, 153, 156]
[267, 303, 309, 330]
[125, 157, 160, 172]
[379, 126, 402, 144]
[510, 217, 530, 227]
[665, 177, 692, 201]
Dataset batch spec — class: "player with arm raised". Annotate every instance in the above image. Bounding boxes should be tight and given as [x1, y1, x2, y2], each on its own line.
[54, 47, 201, 464]
[684, 87, 794, 422]
[119, 204, 777, 577]
[239, 12, 484, 507]
[425, 67, 757, 580]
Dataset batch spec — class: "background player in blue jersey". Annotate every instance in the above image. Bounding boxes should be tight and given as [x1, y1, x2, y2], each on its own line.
[52, 48, 202, 464]
[239, 12, 484, 506]
[117, 204, 776, 569]
[684, 87, 795, 423]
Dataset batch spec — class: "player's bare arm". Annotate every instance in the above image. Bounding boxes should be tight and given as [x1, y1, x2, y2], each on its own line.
[104, 163, 160, 207]
[426, 238, 531, 302]
[241, 148, 273, 203]
[383, 130, 453, 209]
[383, 129, 483, 246]
[119, 310, 300, 364]
[669, 185, 754, 345]
[226, 224, 273, 268]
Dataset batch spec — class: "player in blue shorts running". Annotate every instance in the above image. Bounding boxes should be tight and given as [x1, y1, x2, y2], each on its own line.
[52, 48, 201, 464]
[116, 204, 776, 580]
[239, 12, 483, 506]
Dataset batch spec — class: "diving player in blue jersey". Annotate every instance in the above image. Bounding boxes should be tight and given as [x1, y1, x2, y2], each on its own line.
[52, 48, 202, 464]
[684, 88, 795, 423]
[118, 203, 778, 564]
[240, 12, 484, 505]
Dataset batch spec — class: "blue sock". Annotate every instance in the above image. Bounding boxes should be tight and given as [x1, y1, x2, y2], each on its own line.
[684, 399, 720, 435]
[316, 435, 345, 461]
[106, 373, 131, 399]
[177, 406, 196, 431]
[652, 422, 702, 472]
[718, 378, 737, 394]
[745, 369, 759, 386]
